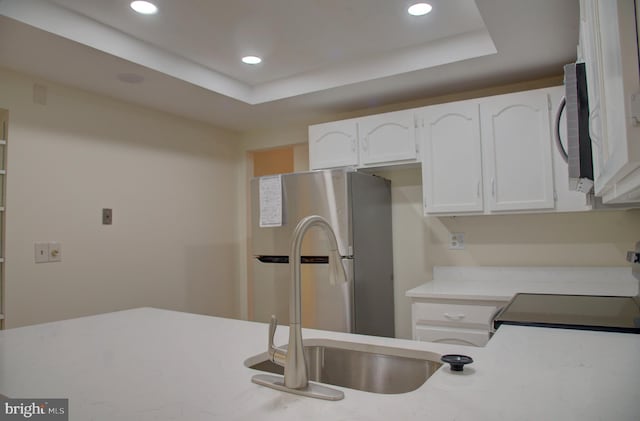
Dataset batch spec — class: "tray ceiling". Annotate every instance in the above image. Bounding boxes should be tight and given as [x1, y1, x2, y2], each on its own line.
[0, 0, 579, 131]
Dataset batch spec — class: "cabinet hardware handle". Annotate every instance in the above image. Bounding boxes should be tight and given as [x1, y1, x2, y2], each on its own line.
[444, 313, 465, 320]
[362, 137, 369, 152]
[477, 181, 481, 198]
[491, 179, 496, 197]
[434, 338, 477, 346]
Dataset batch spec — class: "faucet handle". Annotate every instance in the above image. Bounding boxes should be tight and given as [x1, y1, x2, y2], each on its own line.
[268, 315, 277, 350]
[268, 315, 286, 367]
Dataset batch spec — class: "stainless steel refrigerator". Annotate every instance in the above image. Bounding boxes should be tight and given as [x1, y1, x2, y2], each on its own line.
[250, 169, 394, 337]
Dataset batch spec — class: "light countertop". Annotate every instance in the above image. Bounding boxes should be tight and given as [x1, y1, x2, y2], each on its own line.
[0, 307, 638, 420]
[406, 266, 638, 301]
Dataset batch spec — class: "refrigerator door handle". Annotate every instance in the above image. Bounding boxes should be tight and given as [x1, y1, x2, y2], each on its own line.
[257, 256, 288, 264]
[256, 256, 332, 264]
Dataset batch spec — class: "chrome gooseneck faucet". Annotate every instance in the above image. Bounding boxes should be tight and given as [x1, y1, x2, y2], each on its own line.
[252, 215, 347, 401]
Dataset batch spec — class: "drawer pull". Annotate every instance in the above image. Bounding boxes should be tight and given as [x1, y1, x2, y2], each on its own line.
[444, 313, 465, 320]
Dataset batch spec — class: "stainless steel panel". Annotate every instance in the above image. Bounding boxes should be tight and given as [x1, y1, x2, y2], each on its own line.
[350, 172, 395, 337]
[252, 258, 289, 325]
[251, 258, 354, 332]
[251, 170, 351, 257]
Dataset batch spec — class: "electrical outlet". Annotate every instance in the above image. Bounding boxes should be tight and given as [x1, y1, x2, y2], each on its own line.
[35, 242, 49, 263]
[449, 233, 465, 250]
[49, 241, 62, 262]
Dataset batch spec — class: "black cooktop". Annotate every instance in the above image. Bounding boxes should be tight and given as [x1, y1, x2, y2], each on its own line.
[493, 293, 640, 333]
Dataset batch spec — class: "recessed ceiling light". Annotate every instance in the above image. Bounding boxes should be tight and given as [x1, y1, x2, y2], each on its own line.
[130, 1, 158, 15]
[407, 3, 432, 16]
[242, 56, 262, 65]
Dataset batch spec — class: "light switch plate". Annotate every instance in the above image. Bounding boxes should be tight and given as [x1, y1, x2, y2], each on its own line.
[35, 242, 49, 263]
[102, 208, 112, 225]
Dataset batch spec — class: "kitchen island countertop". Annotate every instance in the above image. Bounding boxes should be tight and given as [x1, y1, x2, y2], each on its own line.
[0, 307, 638, 420]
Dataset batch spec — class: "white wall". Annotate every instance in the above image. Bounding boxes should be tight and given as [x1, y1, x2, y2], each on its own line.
[0, 68, 243, 328]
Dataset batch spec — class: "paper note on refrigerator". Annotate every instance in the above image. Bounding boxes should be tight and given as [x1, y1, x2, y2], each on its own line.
[259, 175, 283, 227]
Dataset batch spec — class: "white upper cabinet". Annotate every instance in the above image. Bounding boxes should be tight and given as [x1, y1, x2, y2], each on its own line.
[421, 101, 483, 214]
[421, 88, 561, 216]
[579, 0, 605, 181]
[308, 119, 358, 170]
[480, 89, 555, 212]
[580, 0, 640, 203]
[309, 86, 591, 216]
[308, 110, 418, 170]
[358, 110, 418, 166]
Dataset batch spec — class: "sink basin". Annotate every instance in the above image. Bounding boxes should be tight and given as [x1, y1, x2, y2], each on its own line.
[245, 339, 442, 394]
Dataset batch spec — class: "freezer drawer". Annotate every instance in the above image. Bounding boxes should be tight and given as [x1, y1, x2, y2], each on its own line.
[251, 258, 354, 333]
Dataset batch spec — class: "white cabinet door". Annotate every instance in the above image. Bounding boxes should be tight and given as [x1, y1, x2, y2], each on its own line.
[358, 110, 417, 165]
[308, 119, 358, 170]
[579, 0, 607, 183]
[421, 101, 483, 214]
[586, 0, 640, 203]
[480, 90, 555, 212]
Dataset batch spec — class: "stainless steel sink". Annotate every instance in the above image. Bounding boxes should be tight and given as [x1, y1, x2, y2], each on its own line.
[245, 339, 442, 394]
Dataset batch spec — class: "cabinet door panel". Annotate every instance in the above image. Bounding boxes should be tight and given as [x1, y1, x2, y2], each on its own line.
[422, 101, 483, 214]
[481, 90, 555, 211]
[580, 0, 607, 181]
[359, 110, 417, 165]
[592, 0, 640, 197]
[308, 120, 358, 170]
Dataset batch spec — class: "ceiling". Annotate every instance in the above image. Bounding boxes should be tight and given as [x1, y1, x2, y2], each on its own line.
[0, 0, 579, 132]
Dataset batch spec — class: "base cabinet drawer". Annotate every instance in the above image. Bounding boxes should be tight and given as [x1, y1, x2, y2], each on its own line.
[409, 298, 507, 347]
[412, 302, 498, 329]
[414, 325, 490, 347]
